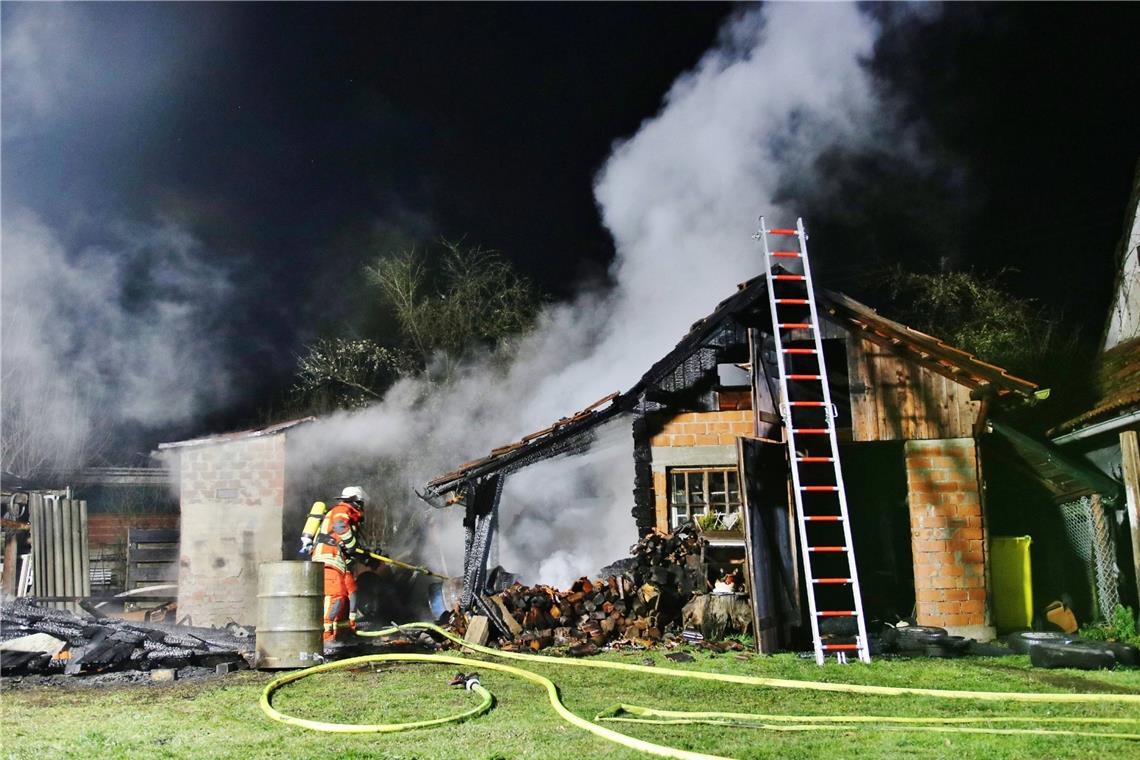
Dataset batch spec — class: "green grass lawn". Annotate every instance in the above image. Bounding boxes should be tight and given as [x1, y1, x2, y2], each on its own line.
[3, 649, 1139, 760]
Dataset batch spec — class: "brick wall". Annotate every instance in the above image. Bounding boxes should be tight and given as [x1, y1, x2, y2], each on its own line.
[649, 411, 753, 532]
[649, 410, 754, 448]
[904, 437, 993, 639]
[88, 514, 180, 548]
[176, 434, 288, 627]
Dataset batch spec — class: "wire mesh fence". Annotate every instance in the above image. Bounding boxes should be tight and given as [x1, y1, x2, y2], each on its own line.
[1059, 495, 1119, 620]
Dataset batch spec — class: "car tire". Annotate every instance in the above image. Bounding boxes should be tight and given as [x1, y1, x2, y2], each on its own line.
[924, 635, 971, 658]
[1005, 631, 1072, 654]
[1029, 640, 1116, 670]
[895, 626, 948, 652]
[1100, 641, 1139, 667]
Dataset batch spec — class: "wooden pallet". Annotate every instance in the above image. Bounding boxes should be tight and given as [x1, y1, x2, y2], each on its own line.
[125, 528, 178, 596]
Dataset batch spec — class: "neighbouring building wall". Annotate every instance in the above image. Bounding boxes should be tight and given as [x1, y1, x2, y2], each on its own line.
[176, 434, 287, 626]
[88, 514, 180, 549]
[847, 336, 980, 442]
[904, 437, 993, 639]
[648, 410, 755, 532]
[1103, 171, 1140, 351]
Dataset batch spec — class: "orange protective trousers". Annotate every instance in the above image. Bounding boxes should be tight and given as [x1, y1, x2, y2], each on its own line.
[322, 565, 358, 641]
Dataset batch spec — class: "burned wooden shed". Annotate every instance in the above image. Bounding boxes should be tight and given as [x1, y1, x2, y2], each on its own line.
[423, 276, 1046, 647]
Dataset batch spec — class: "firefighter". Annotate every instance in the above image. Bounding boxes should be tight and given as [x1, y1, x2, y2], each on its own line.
[311, 485, 378, 642]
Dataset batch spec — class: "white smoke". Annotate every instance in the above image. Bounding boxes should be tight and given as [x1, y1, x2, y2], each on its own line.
[1, 4, 240, 475]
[291, 4, 884, 586]
[1, 209, 234, 473]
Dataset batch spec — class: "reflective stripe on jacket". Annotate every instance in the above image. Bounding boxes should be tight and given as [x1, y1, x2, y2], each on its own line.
[311, 501, 364, 572]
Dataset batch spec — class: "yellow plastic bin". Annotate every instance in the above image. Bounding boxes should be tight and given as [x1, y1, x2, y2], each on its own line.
[991, 536, 1033, 632]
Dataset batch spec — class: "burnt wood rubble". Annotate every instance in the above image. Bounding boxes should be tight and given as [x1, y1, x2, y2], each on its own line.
[0, 599, 250, 678]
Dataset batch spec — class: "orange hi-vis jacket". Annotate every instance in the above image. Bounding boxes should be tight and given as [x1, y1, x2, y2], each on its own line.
[311, 501, 367, 572]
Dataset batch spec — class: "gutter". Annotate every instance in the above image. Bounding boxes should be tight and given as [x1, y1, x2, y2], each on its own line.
[1051, 408, 1140, 445]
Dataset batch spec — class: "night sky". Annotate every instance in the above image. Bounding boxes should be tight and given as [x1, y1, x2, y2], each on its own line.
[3, 2, 1138, 456]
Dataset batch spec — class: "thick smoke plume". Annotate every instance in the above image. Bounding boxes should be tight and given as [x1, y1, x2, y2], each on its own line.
[290, 4, 884, 585]
[2, 5, 239, 475]
[1, 210, 234, 475]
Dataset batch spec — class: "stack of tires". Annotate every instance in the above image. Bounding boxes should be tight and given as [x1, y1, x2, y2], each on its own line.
[1005, 631, 1139, 670]
[880, 625, 976, 658]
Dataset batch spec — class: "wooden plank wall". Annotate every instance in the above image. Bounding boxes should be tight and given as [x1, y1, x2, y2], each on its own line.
[126, 527, 179, 591]
[846, 336, 980, 442]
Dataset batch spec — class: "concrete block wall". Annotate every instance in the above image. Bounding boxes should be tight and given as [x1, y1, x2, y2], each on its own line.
[176, 434, 288, 627]
[649, 411, 753, 532]
[904, 437, 993, 639]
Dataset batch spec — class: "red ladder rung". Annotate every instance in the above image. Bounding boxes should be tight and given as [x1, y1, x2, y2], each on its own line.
[782, 348, 817, 354]
[771, 251, 801, 257]
[768, 228, 797, 235]
[773, 274, 806, 281]
[787, 374, 821, 380]
[775, 298, 810, 304]
[800, 485, 839, 492]
[796, 456, 834, 462]
[803, 515, 844, 522]
[817, 611, 857, 617]
[789, 401, 825, 406]
[779, 322, 812, 329]
[808, 546, 848, 553]
[792, 428, 829, 434]
[822, 643, 860, 651]
[813, 578, 852, 585]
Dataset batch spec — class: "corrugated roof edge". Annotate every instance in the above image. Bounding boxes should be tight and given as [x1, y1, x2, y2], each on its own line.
[1050, 335, 1140, 436]
[156, 417, 317, 450]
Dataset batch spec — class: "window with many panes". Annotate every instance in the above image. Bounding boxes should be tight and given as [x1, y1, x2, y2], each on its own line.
[668, 467, 742, 529]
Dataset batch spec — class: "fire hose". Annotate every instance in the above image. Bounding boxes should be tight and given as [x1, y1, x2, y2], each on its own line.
[363, 551, 448, 579]
[259, 622, 1140, 758]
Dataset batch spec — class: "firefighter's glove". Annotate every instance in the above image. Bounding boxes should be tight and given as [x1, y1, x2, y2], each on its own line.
[364, 554, 382, 570]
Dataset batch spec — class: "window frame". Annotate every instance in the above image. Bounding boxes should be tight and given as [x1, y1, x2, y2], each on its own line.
[667, 466, 743, 530]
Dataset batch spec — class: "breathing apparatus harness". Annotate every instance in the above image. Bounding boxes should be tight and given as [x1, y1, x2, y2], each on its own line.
[298, 499, 446, 578]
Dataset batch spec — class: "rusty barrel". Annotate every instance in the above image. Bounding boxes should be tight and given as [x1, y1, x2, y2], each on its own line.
[256, 561, 323, 669]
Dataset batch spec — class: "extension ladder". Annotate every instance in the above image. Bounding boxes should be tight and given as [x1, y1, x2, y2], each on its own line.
[756, 217, 871, 665]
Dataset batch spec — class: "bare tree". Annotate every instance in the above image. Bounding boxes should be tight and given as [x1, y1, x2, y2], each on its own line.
[1, 364, 110, 478]
[366, 240, 540, 378]
[290, 338, 413, 415]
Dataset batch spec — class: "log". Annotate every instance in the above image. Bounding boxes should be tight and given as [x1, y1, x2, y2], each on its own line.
[464, 615, 491, 646]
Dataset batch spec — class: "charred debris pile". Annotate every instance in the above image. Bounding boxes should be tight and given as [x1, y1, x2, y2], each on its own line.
[0, 599, 251, 680]
[453, 526, 748, 654]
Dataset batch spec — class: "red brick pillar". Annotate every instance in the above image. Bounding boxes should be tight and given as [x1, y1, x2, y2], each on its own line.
[904, 438, 994, 640]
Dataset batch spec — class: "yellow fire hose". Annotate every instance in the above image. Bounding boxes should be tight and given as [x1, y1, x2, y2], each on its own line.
[259, 622, 1140, 758]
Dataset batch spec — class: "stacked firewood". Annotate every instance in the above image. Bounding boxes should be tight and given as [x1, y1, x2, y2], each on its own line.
[0, 600, 249, 677]
[480, 527, 708, 652]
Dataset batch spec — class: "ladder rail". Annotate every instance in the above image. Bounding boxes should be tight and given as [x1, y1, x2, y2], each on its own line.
[794, 217, 872, 664]
[757, 215, 871, 665]
[757, 216, 826, 665]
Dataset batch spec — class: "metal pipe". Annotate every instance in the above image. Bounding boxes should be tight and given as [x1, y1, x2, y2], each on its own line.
[50, 497, 64, 609]
[79, 500, 91, 597]
[70, 499, 83, 602]
[30, 495, 43, 598]
[38, 495, 49, 603]
[61, 498, 75, 609]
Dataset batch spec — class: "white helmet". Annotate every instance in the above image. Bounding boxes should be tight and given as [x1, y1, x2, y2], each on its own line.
[341, 486, 369, 506]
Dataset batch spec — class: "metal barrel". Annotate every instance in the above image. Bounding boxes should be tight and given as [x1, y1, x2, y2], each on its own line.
[255, 561, 324, 669]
